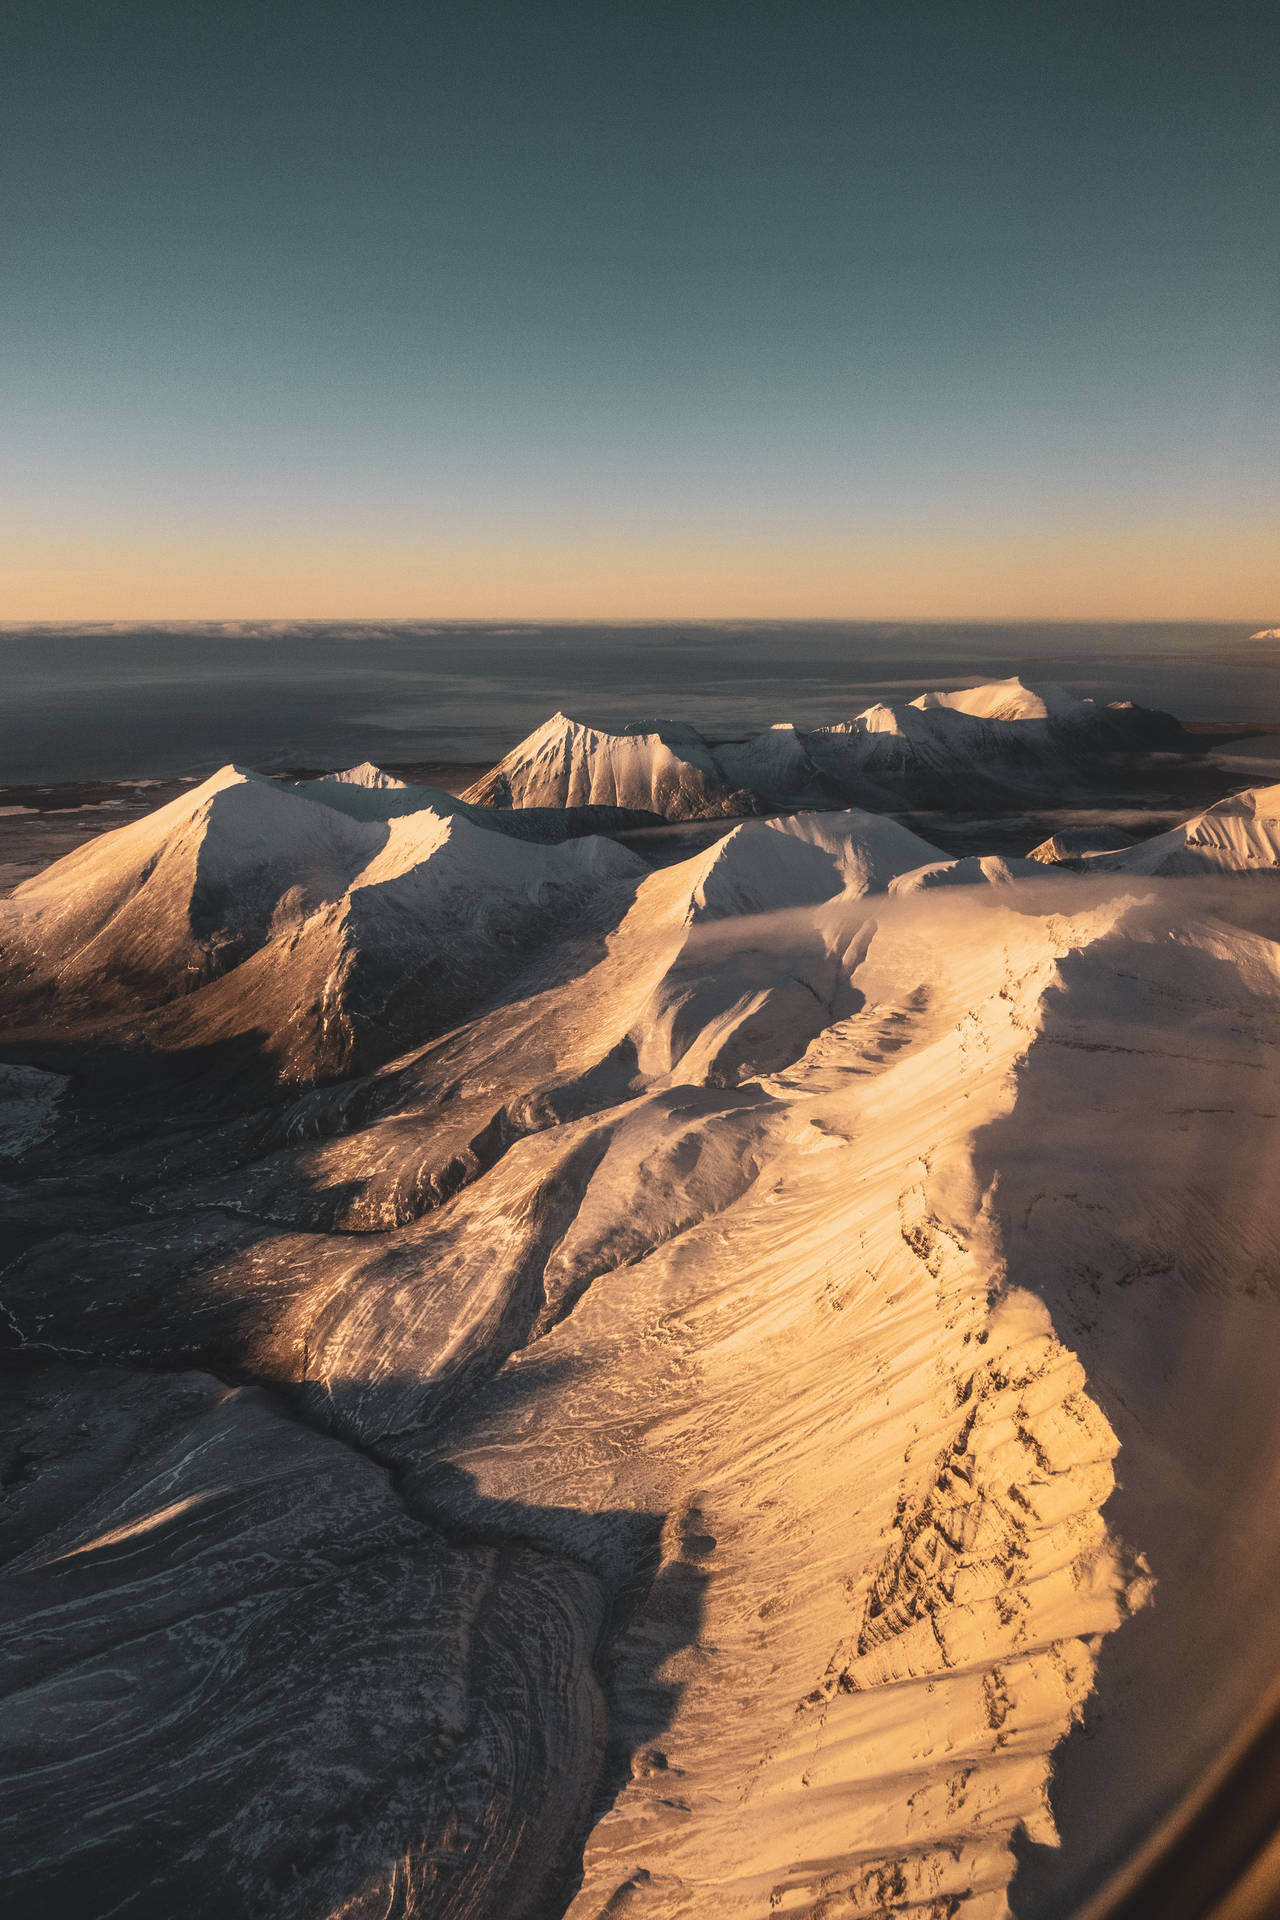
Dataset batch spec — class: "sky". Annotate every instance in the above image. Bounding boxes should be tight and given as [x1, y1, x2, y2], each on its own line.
[1, 0, 1277, 621]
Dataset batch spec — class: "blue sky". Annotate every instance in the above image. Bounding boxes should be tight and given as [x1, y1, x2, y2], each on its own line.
[2, 0, 1277, 616]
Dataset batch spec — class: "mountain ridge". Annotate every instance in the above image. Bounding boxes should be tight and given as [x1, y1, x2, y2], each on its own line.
[461, 678, 1196, 820]
[3, 681, 1280, 1920]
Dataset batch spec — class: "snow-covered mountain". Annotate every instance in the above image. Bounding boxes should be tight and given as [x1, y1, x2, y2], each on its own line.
[315, 760, 409, 788]
[0, 764, 645, 1076]
[1028, 824, 1138, 864]
[908, 679, 1084, 720]
[0, 765, 952, 1084]
[4, 746, 1280, 1919]
[293, 761, 664, 838]
[0, 765, 376, 1005]
[462, 711, 762, 816]
[463, 678, 1194, 820]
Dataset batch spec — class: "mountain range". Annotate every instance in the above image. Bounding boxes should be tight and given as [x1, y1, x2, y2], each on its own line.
[3, 680, 1279, 1920]
[461, 678, 1193, 818]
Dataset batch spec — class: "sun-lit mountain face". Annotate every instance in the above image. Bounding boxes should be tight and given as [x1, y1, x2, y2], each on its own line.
[4, 678, 1280, 1918]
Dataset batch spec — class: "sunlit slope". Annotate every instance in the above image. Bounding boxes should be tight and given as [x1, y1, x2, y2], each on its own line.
[1081, 781, 1280, 875]
[463, 712, 756, 817]
[2, 773, 1280, 1918]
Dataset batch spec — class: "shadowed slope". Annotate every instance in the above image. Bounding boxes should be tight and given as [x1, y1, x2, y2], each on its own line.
[0, 1362, 615, 1920]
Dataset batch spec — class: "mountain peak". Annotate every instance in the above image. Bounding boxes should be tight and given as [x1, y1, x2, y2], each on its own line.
[316, 762, 408, 790]
[909, 677, 1087, 722]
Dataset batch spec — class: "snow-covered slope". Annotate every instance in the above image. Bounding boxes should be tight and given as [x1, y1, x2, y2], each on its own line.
[463, 712, 756, 817]
[1080, 781, 1280, 875]
[0, 764, 646, 1074]
[4, 745, 1280, 1920]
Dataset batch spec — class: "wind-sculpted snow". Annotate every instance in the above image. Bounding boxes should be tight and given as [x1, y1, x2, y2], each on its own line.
[3, 767, 1280, 1919]
[463, 678, 1195, 821]
[0, 1363, 609, 1920]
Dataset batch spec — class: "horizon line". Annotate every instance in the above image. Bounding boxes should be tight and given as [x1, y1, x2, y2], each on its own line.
[1, 613, 1273, 630]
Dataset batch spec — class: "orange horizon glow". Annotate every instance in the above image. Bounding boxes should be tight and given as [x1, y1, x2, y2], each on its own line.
[2, 517, 1276, 625]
